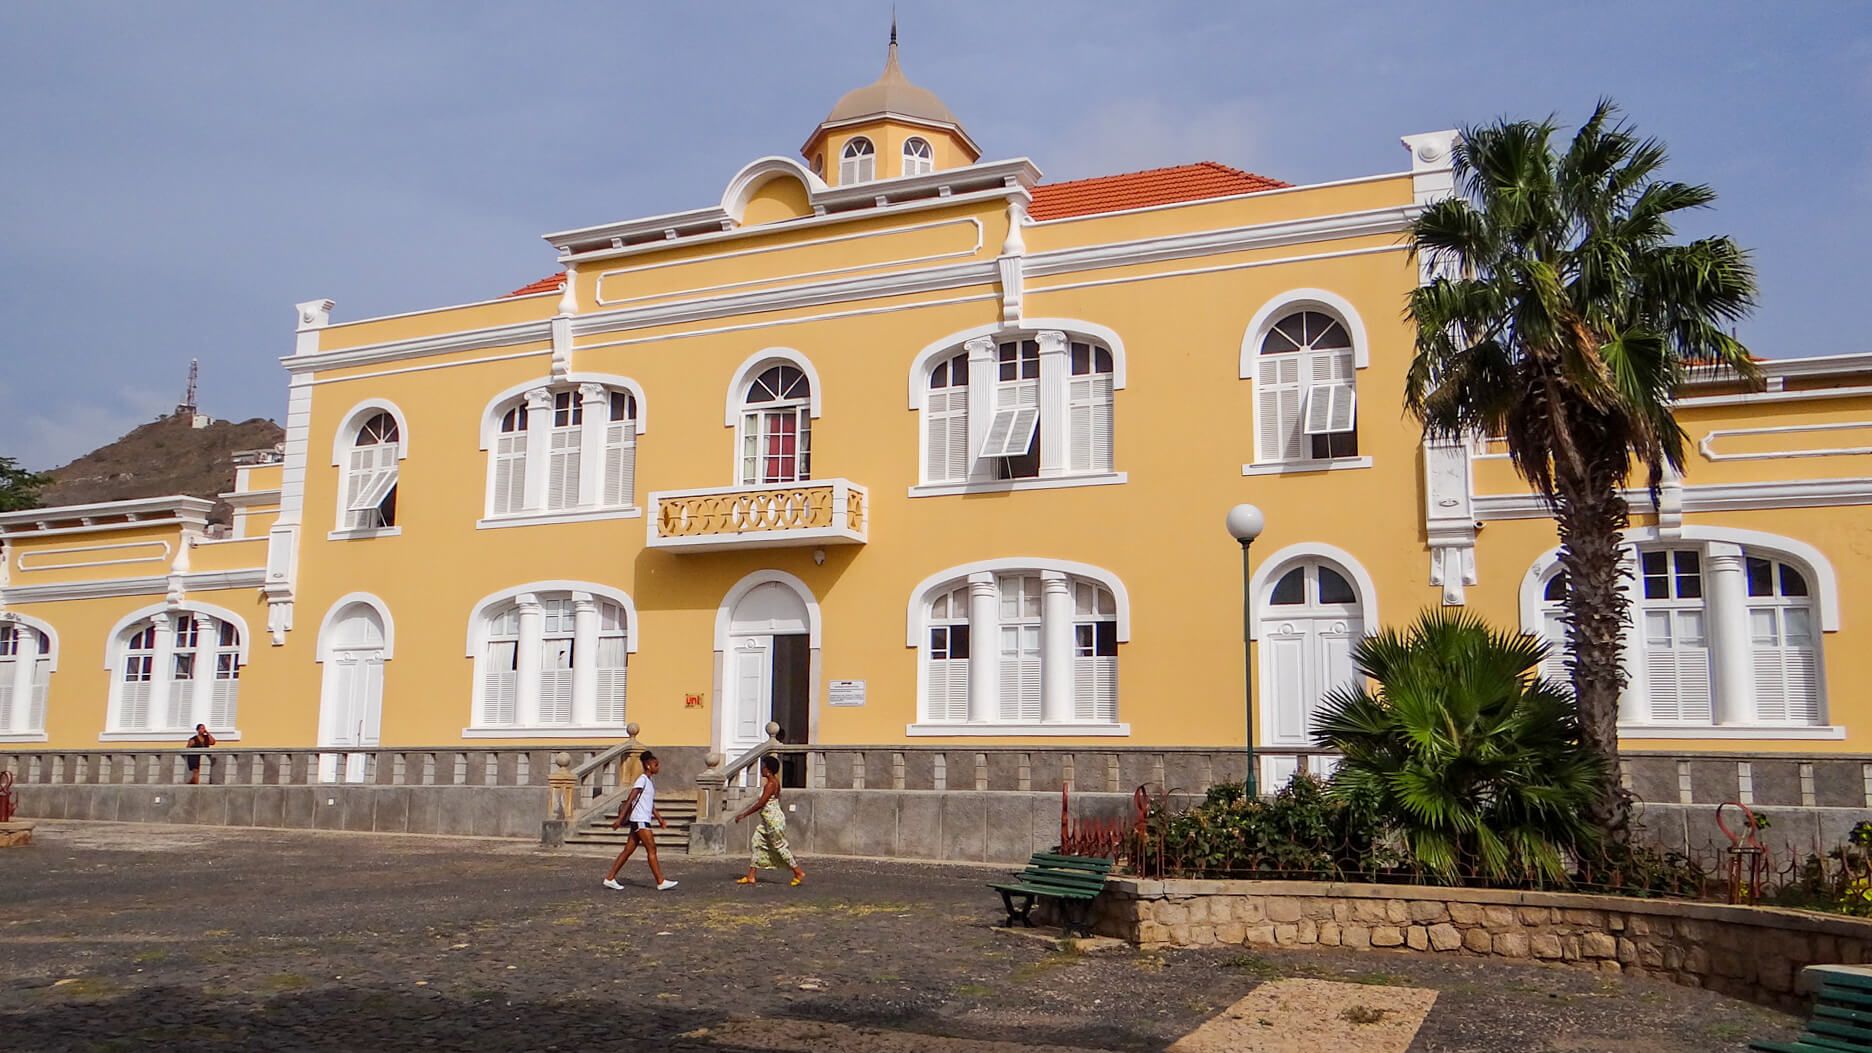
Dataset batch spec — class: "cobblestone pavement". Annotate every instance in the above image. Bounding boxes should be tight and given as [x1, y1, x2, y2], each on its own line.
[0, 822, 1799, 1052]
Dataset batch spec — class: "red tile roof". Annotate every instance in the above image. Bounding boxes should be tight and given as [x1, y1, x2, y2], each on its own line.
[505, 273, 565, 297]
[1027, 161, 1287, 221]
[502, 162, 1286, 296]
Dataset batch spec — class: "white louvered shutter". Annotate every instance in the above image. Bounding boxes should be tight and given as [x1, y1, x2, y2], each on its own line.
[926, 386, 969, 482]
[980, 381, 1040, 460]
[998, 625, 1041, 722]
[482, 641, 518, 725]
[1264, 623, 1308, 743]
[1751, 606, 1820, 724]
[0, 675, 11, 733]
[1539, 608, 1570, 684]
[1643, 609, 1713, 723]
[1073, 652, 1117, 723]
[595, 637, 629, 724]
[603, 423, 634, 508]
[1068, 374, 1114, 473]
[547, 426, 581, 511]
[1256, 356, 1304, 462]
[29, 660, 49, 732]
[493, 433, 527, 515]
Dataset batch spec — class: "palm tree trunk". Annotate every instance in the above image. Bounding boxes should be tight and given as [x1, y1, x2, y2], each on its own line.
[1552, 466, 1631, 836]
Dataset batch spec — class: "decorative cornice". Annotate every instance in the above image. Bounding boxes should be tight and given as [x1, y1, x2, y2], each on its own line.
[1, 567, 266, 605]
[282, 318, 552, 375]
[1474, 477, 1872, 520]
[0, 495, 215, 537]
[1026, 205, 1416, 280]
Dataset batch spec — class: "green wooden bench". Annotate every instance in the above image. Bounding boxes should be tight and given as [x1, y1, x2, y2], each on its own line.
[1754, 964, 1872, 1052]
[987, 852, 1113, 937]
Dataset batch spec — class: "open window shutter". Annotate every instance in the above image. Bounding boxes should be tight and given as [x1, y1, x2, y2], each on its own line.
[1256, 357, 1303, 461]
[1302, 385, 1357, 435]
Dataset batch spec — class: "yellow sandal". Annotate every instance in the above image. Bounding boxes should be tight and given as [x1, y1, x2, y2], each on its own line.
[735, 876, 757, 885]
[790, 874, 805, 887]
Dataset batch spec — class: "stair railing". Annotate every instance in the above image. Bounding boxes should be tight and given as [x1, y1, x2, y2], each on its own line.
[563, 723, 646, 821]
[696, 721, 783, 822]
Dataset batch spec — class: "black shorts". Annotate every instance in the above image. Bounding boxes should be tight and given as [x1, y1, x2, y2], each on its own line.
[622, 820, 645, 834]
[185, 756, 202, 771]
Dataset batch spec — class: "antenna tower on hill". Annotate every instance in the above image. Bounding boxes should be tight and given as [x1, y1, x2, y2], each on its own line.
[176, 359, 199, 418]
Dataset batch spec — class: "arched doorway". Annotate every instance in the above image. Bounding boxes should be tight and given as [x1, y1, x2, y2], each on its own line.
[318, 601, 387, 782]
[1258, 558, 1364, 786]
[716, 574, 818, 770]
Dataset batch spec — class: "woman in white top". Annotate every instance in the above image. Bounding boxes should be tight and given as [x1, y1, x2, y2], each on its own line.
[601, 751, 677, 891]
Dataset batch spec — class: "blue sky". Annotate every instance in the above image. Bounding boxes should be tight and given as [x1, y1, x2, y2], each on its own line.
[1, 2, 1866, 469]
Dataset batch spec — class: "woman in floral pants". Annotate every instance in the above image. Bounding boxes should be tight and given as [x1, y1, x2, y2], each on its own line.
[733, 754, 806, 886]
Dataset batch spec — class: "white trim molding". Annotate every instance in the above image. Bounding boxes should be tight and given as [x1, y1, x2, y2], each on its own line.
[1617, 724, 1846, 741]
[1475, 477, 1872, 520]
[328, 398, 412, 466]
[1698, 421, 1872, 462]
[1519, 526, 1842, 635]
[1238, 288, 1373, 376]
[1246, 542, 1380, 641]
[904, 558, 1134, 647]
[98, 730, 243, 744]
[1241, 457, 1372, 477]
[464, 581, 641, 657]
[713, 570, 823, 653]
[477, 372, 649, 449]
[0, 611, 60, 671]
[904, 722, 1133, 738]
[722, 348, 824, 426]
[104, 601, 255, 668]
[4, 567, 267, 606]
[905, 318, 1130, 410]
[459, 726, 635, 740]
[476, 508, 643, 531]
[908, 472, 1128, 499]
[315, 593, 396, 662]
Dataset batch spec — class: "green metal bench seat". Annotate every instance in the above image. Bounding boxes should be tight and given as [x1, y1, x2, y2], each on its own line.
[1754, 964, 1872, 1052]
[988, 851, 1113, 937]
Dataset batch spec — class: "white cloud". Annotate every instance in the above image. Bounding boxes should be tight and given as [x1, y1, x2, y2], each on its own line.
[1032, 97, 1268, 182]
[10, 386, 176, 472]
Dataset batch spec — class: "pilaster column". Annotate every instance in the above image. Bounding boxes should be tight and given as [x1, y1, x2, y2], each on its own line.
[9, 624, 37, 733]
[1035, 330, 1068, 476]
[571, 593, 600, 726]
[147, 612, 176, 730]
[1039, 572, 1075, 725]
[576, 383, 608, 508]
[1705, 542, 1756, 726]
[521, 388, 554, 512]
[966, 572, 1000, 722]
[514, 594, 544, 727]
[189, 624, 217, 729]
[963, 337, 997, 483]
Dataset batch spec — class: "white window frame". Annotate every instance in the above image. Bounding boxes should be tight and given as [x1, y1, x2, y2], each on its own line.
[463, 582, 639, 737]
[839, 137, 876, 184]
[329, 400, 410, 540]
[907, 321, 1128, 495]
[477, 375, 647, 529]
[1239, 291, 1373, 475]
[905, 559, 1131, 736]
[100, 603, 250, 741]
[0, 615, 56, 742]
[1519, 528, 1840, 739]
[737, 364, 814, 486]
[902, 136, 935, 177]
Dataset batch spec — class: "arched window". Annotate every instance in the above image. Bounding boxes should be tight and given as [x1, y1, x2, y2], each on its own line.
[909, 561, 1129, 732]
[1523, 534, 1830, 730]
[0, 623, 51, 737]
[483, 380, 643, 519]
[840, 137, 876, 184]
[924, 353, 970, 483]
[1256, 310, 1357, 462]
[739, 365, 813, 485]
[343, 411, 400, 530]
[109, 609, 244, 735]
[914, 328, 1120, 487]
[902, 137, 934, 177]
[1260, 558, 1363, 748]
[471, 589, 631, 731]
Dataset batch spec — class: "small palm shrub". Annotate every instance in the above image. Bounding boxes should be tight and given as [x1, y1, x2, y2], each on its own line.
[1313, 609, 1607, 885]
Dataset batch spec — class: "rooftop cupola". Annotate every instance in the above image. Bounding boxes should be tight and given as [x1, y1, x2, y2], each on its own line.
[801, 21, 981, 187]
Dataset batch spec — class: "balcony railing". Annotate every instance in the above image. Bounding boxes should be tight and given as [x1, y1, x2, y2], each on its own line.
[646, 478, 867, 552]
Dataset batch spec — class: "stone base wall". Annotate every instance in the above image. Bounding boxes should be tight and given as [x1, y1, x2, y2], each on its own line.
[13, 783, 547, 840]
[1094, 878, 1872, 1010]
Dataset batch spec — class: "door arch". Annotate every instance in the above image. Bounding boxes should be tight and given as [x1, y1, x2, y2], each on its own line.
[714, 571, 821, 762]
[317, 598, 389, 782]
[1257, 555, 1368, 786]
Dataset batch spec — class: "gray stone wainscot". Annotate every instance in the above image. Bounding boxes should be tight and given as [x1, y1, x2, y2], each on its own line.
[1091, 877, 1872, 1010]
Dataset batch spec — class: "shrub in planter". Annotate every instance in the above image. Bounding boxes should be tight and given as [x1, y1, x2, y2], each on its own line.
[1143, 772, 1397, 879]
[1313, 609, 1607, 885]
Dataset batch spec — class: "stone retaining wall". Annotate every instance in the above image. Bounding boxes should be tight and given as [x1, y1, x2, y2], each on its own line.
[1094, 878, 1872, 1010]
[13, 783, 547, 839]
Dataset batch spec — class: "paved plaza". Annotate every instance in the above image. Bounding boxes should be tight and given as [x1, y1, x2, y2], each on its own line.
[0, 823, 1799, 1051]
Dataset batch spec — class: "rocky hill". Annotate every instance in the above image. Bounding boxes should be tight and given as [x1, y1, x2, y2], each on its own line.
[40, 413, 283, 522]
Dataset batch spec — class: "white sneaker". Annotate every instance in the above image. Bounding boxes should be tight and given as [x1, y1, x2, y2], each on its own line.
[656, 880, 679, 891]
[602, 879, 624, 890]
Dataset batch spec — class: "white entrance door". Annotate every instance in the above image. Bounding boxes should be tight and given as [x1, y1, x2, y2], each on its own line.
[1259, 560, 1362, 787]
[719, 580, 811, 764]
[318, 604, 387, 783]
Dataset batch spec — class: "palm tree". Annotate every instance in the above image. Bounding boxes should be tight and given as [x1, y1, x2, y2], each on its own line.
[1404, 102, 1757, 832]
[1314, 610, 1606, 885]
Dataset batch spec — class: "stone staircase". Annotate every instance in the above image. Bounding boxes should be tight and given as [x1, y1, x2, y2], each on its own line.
[562, 791, 698, 852]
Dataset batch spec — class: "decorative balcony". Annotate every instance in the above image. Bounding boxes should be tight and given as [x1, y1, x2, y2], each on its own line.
[646, 479, 867, 552]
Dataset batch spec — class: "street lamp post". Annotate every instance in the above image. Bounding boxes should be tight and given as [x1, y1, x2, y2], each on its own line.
[1225, 504, 1265, 798]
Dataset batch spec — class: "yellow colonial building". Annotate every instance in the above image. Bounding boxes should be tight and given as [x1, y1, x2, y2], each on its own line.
[6, 41, 1871, 789]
